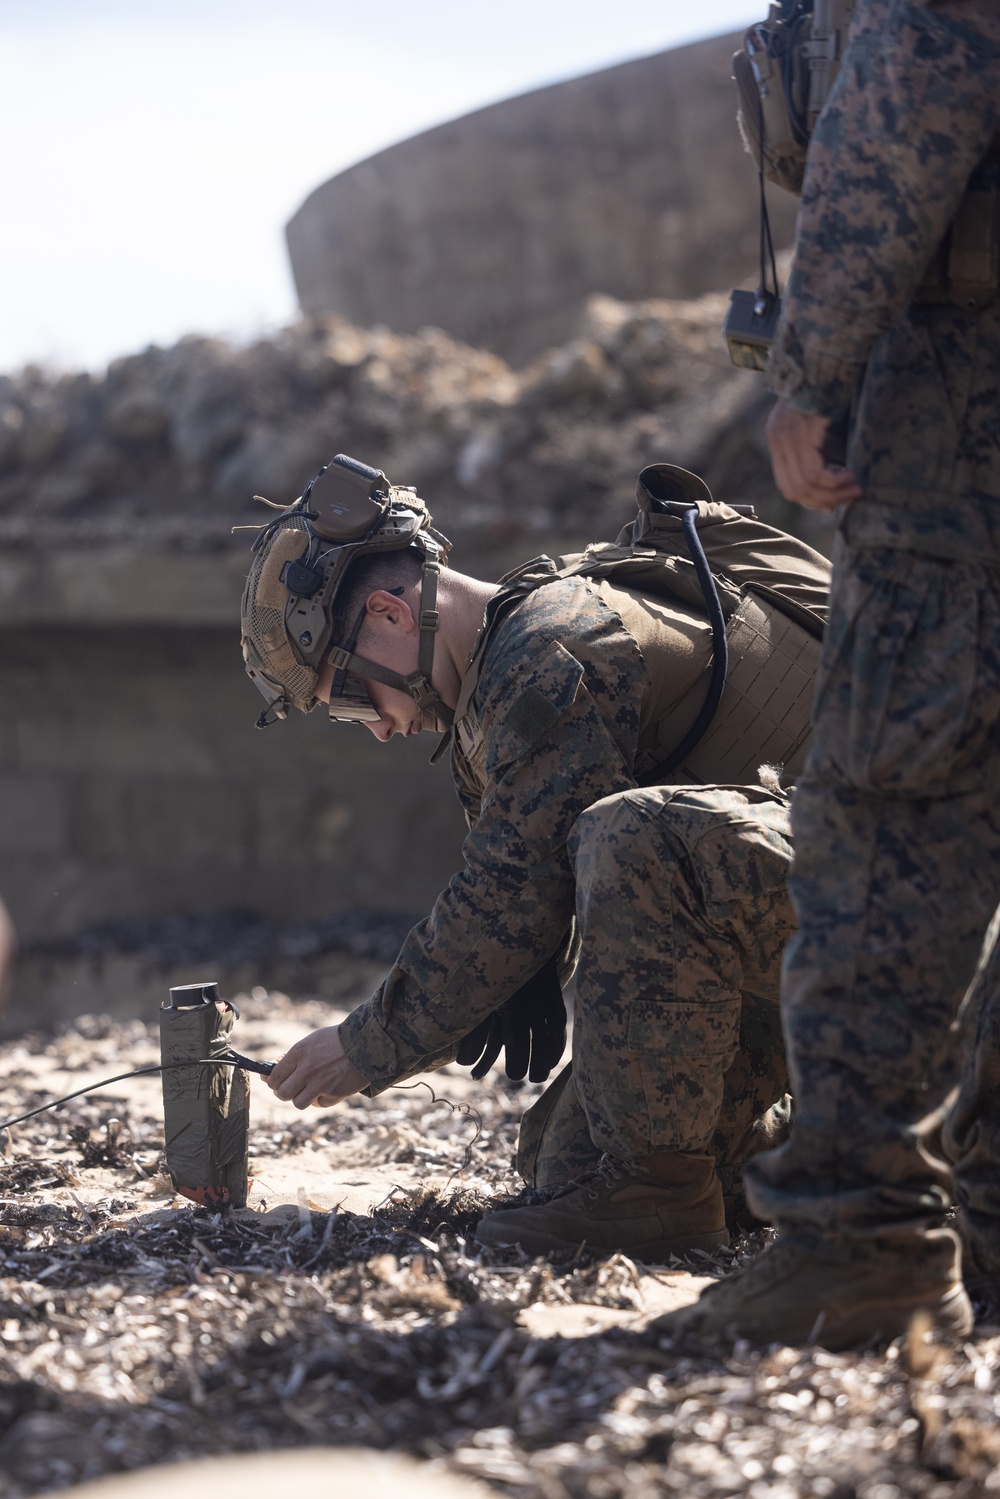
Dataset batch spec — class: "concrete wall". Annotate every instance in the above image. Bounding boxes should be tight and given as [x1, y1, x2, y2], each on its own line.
[0, 624, 466, 945]
[286, 33, 798, 366]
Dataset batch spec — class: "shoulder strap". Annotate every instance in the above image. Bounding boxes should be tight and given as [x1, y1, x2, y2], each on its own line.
[639, 500, 730, 780]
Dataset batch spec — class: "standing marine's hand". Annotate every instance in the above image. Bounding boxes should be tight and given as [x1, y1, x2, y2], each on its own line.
[266, 1024, 368, 1110]
[766, 399, 862, 512]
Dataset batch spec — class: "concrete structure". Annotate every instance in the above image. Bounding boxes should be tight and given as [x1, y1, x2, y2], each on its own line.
[0, 554, 467, 1030]
[286, 32, 798, 366]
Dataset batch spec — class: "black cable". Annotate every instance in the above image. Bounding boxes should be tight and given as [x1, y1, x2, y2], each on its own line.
[756, 85, 779, 303]
[640, 503, 730, 783]
[1, 1059, 482, 1182]
[783, 9, 811, 147]
[387, 1080, 484, 1180]
[0, 1057, 268, 1133]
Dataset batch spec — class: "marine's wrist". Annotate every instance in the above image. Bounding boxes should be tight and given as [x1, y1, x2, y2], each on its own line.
[337, 1005, 399, 1095]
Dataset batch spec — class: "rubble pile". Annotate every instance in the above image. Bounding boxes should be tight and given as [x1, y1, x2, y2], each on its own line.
[0, 1002, 998, 1499]
[0, 294, 831, 562]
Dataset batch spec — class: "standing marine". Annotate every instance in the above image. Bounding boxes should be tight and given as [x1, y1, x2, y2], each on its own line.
[661, 0, 1000, 1348]
[240, 453, 830, 1258]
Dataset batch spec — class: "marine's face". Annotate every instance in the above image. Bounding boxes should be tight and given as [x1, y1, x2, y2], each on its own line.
[315, 659, 421, 741]
[314, 604, 424, 742]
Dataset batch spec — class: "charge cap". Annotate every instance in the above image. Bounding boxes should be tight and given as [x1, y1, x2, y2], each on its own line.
[166, 981, 220, 1008]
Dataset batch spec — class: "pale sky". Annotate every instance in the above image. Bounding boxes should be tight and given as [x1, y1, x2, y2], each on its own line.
[1, 1, 761, 373]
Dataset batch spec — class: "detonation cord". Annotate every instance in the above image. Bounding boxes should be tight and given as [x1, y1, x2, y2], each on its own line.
[0, 1062, 487, 1179]
[0, 1056, 271, 1133]
[391, 1079, 484, 1181]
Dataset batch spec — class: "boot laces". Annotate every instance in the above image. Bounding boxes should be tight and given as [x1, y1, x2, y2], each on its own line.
[585, 1154, 635, 1200]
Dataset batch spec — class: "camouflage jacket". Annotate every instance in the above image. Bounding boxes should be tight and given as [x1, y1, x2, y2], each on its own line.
[338, 577, 643, 1092]
[767, 0, 1000, 562]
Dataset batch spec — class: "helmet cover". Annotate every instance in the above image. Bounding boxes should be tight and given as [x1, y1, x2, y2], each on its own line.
[240, 454, 451, 727]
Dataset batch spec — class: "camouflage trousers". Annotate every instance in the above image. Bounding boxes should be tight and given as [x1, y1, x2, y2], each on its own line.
[745, 543, 1000, 1274]
[517, 784, 796, 1203]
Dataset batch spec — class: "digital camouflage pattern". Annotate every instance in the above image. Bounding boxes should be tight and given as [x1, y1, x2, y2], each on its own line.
[339, 578, 644, 1090]
[522, 786, 795, 1192]
[746, 545, 1000, 1269]
[767, 0, 1000, 564]
[568, 787, 794, 1164]
[338, 574, 799, 1187]
[741, 0, 1000, 1280]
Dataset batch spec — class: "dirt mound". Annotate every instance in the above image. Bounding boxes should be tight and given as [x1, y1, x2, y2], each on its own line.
[0, 294, 832, 563]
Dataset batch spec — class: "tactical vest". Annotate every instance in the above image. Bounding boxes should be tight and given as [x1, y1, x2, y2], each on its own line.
[451, 465, 830, 791]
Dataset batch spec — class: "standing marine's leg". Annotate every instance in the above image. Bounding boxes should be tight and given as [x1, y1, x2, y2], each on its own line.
[478, 783, 795, 1258]
[658, 546, 1000, 1347]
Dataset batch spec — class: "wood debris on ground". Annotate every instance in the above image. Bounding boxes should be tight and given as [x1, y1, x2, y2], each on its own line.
[0, 992, 999, 1499]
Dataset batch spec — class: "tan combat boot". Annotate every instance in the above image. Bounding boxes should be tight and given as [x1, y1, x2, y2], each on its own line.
[652, 1233, 973, 1351]
[475, 1152, 729, 1260]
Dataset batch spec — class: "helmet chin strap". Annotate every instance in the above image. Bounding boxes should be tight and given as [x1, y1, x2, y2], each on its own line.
[325, 556, 454, 730]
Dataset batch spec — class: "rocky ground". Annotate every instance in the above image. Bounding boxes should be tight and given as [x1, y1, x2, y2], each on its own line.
[0, 288, 834, 566]
[1, 990, 999, 1499]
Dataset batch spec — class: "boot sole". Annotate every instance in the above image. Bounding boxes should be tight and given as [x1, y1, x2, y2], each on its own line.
[475, 1219, 729, 1261]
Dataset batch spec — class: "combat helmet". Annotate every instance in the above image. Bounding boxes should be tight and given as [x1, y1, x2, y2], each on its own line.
[240, 453, 452, 730]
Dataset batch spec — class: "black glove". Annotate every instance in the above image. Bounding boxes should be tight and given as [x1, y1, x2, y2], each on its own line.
[456, 956, 567, 1084]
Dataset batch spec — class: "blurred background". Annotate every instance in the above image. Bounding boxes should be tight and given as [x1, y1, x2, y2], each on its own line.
[4, 0, 767, 371]
[0, 1, 820, 1031]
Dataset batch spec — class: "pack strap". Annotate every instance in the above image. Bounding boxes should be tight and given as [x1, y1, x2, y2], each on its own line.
[446, 520, 732, 782]
[441, 560, 560, 762]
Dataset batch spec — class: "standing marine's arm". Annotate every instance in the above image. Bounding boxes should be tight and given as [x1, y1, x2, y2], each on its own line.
[767, 0, 1000, 420]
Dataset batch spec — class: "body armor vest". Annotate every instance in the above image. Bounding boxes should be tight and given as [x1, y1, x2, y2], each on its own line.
[452, 466, 830, 792]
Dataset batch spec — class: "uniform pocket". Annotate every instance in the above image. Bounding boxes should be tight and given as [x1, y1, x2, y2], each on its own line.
[627, 995, 741, 1149]
[485, 640, 585, 776]
[811, 550, 999, 797]
[628, 996, 740, 1057]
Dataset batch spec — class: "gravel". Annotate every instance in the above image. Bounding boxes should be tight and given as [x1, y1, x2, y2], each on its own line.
[0, 998, 998, 1499]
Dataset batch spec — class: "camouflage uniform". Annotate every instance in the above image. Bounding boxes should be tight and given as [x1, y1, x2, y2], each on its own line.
[742, 0, 1000, 1279]
[339, 573, 800, 1187]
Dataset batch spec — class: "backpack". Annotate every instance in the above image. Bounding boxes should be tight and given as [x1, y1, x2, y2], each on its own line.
[452, 465, 830, 788]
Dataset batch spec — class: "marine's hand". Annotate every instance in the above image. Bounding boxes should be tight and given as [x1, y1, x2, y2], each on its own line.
[456, 956, 567, 1085]
[266, 1025, 368, 1110]
[766, 399, 862, 512]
